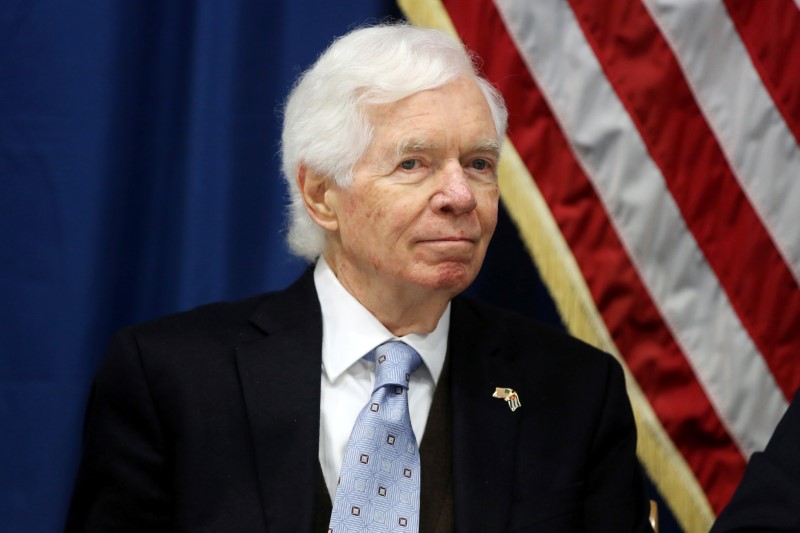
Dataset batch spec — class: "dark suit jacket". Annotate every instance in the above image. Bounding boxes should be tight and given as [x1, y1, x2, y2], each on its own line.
[710, 389, 800, 532]
[67, 269, 651, 532]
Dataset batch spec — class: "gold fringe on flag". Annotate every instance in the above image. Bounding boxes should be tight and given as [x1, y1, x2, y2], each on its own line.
[397, 1, 716, 531]
[497, 142, 715, 533]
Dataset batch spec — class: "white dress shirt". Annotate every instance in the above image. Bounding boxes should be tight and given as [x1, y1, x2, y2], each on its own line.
[314, 257, 449, 499]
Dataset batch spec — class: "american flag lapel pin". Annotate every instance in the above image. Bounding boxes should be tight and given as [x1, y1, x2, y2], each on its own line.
[493, 387, 522, 412]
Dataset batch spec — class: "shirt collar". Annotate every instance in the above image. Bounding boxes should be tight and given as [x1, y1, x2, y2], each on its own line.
[314, 257, 449, 385]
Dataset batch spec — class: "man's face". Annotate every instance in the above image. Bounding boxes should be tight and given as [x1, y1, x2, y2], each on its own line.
[325, 77, 500, 300]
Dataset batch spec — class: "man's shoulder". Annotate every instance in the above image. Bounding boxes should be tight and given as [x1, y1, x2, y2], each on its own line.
[120, 267, 317, 345]
[453, 296, 609, 359]
[451, 297, 630, 434]
[451, 298, 623, 398]
[101, 295, 271, 372]
[125, 292, 269, 340]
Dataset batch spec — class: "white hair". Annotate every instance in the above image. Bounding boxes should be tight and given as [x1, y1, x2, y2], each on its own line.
[280, 23, 508, 261]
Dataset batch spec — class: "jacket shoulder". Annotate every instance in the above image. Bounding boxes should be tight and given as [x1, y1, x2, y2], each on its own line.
[117, 266, 317, 351]
[123, 293, 268, 345]
[453, 296, 614, 368]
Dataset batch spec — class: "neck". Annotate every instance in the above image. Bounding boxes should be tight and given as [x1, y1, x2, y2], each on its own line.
[323, 253, 452, 336]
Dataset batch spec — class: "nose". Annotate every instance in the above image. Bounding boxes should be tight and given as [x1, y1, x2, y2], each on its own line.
[431, 160, 477, 215]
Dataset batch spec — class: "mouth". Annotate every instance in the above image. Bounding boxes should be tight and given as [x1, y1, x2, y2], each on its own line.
[417, 237, 479, 251]
[420, 234, 479, 243]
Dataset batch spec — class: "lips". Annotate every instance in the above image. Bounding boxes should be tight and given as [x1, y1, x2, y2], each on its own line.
[419, 233, 480, 243]
[424, 237, 474, 243]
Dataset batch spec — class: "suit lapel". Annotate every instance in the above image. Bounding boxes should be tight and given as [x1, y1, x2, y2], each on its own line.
[233, 273, 523, 530]
[236, 268, 322, 532]
[450, 298, 521, 532]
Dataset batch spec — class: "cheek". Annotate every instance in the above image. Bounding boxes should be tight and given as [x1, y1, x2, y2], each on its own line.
[339, 194, 380, 234]
[343, 204, 393, 254]
[375, 200, 418, 239]
[479, 193, 499, 236]
[485, 209, 498, 237]
[345, 188, 390, 223]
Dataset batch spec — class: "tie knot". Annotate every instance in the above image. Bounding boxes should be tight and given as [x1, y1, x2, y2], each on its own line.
[371, 341, 422, 391]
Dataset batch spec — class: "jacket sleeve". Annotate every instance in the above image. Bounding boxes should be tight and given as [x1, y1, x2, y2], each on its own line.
[583, 360, 653, 533]
[65, 328, 172, 532]
[710, 389, 800, 532]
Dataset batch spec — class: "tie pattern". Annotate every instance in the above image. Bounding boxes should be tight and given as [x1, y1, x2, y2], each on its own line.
[329, 341, 423, 532]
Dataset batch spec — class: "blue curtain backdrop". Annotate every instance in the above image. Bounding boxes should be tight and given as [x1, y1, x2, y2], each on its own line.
[1, 1, 406, 529]
[1, 1, 675, 531]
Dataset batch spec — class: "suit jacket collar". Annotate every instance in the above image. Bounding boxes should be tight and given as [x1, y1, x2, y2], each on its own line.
[450, 297, 521, 532]
[236, 271, 521, 531]
[236, 267, 323, 531]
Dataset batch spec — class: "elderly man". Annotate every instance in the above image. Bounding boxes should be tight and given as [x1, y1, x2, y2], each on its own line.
[67, 24, 651, 532]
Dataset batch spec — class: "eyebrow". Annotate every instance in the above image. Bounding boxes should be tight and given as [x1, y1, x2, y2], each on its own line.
[395, 138, 436, 159]
[394, 138, 502, 159]
[470, 139, 502, 158]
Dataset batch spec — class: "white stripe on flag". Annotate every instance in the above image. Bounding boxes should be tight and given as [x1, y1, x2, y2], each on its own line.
[495, 0, 788, 455]
[643, 0, 800, 284]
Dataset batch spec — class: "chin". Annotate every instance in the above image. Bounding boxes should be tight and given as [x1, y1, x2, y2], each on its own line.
[414, 262, 477, 294]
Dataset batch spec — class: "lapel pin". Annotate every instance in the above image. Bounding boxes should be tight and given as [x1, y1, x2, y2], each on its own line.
[493, 387, 522, 412]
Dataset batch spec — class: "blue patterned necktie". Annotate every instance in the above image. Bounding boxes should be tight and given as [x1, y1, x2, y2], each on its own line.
[328, 341, 423, 532]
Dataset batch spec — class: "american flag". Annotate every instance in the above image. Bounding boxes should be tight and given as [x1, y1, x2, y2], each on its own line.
[400, 0, 800, 530]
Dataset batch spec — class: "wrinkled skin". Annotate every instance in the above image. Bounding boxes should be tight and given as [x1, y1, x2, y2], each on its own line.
[300, 77, 500, 335]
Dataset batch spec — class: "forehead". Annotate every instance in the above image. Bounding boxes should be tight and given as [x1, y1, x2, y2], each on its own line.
[364, 78, 498, 147]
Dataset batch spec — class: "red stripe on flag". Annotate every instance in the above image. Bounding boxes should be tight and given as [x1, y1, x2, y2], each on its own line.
[567, 0, 800, 401]
[725, 0, 800, 148]
[442, 0, 746, 512]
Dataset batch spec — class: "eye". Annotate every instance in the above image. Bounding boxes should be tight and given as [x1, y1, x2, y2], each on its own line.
[470, 159, 490, 170]
[399, 159, 420, 171]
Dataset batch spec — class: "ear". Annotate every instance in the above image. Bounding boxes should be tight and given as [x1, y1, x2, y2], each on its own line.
[297, 163, 339, 232]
